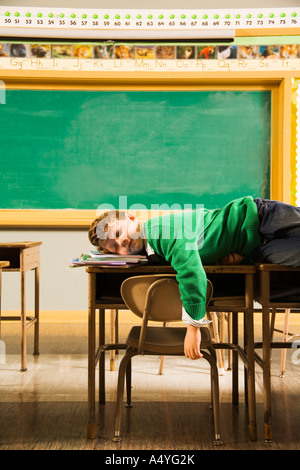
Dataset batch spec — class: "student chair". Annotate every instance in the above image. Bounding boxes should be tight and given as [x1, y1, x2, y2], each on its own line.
[113, 274, 222, 445]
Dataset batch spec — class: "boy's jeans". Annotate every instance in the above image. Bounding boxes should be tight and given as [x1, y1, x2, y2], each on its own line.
[253, 198, 300, 267]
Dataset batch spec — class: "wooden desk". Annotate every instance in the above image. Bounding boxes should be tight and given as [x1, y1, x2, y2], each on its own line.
[254, 263, 300, 442]
[0, 242, 42, 371]
[86, 263, 257, 441]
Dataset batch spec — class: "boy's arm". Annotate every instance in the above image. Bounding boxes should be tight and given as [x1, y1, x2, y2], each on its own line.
[159, 234, 208, 322]
[158, 234, 210, 359]
[147, 224, 210, 359]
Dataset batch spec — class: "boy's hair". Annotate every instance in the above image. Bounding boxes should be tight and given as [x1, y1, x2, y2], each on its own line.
[88, 210, 127, 252]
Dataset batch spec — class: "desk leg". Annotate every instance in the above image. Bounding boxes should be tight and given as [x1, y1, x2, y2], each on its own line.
[232, 311, 239, 406]
[87, 273, 96, 439]
[34, 266, 40, 356]
[261, 270, 272, 442]
[99, 308, 105, 404]
[0, 268, 2, 340]
[244, 314, 248, 406]
[20, 271, 27, 372]
[245, 273, 257, 441]
[110, 309, 117, 371]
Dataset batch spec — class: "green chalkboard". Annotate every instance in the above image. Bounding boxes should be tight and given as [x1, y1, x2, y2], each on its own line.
[0, 89, 271, 210]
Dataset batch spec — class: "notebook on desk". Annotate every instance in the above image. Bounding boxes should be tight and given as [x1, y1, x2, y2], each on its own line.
[69, 252, 148, 267]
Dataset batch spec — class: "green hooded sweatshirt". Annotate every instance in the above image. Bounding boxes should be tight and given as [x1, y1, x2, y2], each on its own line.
[143, 196, 261, 321]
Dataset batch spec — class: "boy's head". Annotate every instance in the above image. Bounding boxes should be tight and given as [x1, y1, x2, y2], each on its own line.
[88, 210, 144, 255]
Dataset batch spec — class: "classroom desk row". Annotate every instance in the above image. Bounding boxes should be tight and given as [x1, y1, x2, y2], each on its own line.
[86, 263, 300, 443]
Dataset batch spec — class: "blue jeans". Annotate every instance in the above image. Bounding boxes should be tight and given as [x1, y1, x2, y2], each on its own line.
[253, 198, 300, 267]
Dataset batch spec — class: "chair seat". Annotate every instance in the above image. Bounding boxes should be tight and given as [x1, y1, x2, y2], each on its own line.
[126, 326, 212, 355]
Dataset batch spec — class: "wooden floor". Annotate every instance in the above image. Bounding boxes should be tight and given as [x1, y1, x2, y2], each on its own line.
[0, 314, 300, 450]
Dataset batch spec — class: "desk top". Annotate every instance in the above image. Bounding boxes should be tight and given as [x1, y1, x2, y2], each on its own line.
[0, 242, 42, 249]
[0, 261, 10, 269]
[86, 264, 256, 274]
[86, 262, 299, 274]
[255, 263, 300, 272]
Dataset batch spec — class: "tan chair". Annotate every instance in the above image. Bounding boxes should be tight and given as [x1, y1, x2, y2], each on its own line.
[113, 274, 222, 445]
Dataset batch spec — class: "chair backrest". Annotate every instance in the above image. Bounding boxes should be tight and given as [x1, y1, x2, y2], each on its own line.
[121, 274, 213, 323]
[121, 274, 182, 321]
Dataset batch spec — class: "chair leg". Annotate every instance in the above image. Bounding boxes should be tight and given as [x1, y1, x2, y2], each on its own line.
[219, 313, 225, 368]
[208, 348, 216, 410]
[158, 322, 170, 375]
[202, 349, 223, 446]
[210, 312, 225, 375]
[126, 357, 132, 407]
[227, 312, 232, 370]
[270, 308, 276, 343]
[98, 343, 128, 404]
[158, 355, 166, 375]
[280, 309, 291, 378]
[113, 349, 137, 442]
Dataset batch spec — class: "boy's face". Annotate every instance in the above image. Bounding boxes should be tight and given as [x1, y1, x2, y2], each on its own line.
[103, 214, 144, 255]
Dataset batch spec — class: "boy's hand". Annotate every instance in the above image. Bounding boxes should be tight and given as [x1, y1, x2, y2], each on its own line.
[220, 252, 244, 265]
[184, 325, 203, 360]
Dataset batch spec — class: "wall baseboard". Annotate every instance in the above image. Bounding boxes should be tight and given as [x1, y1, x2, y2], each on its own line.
[2, 310, 139, 324]
[2, 311, 300, 326]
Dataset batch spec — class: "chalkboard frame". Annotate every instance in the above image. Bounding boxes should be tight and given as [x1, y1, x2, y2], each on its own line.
[0, 70, 293, 228]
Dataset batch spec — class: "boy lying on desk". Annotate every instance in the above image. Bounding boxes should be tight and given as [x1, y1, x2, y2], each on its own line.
[88, 196, 300, 361]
